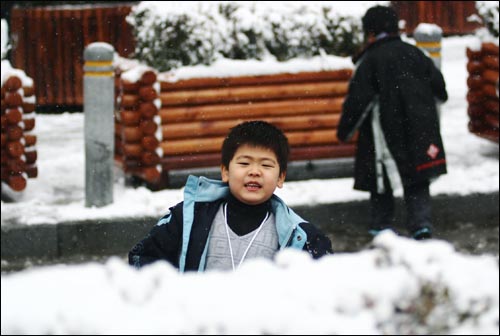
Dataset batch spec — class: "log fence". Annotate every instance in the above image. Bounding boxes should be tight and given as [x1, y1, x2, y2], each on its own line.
[466, 42, 499, 143]
[1, 70, 38, 191]
[114, 66, 356, 189]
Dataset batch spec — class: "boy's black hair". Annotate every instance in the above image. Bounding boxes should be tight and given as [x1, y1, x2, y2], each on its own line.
[362, 5, 399, 36]
[221, 120, 289, 174]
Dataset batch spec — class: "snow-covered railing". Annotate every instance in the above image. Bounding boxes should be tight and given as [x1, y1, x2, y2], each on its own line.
[1, 61, 37, 192]
[114, 57, 356, 189]
[466, 42, 499, 143]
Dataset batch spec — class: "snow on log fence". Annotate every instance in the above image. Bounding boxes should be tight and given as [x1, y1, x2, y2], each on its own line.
[114, 66, 356, 190]
[1, 70, 38, 191]
[466, 42, 499, 143]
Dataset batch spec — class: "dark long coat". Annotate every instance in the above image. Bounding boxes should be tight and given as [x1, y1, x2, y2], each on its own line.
[337, 36, 448, 192]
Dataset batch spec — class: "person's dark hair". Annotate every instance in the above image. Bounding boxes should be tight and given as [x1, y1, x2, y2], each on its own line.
[362, 5, 399, 36]
[221, 120, 289, 174]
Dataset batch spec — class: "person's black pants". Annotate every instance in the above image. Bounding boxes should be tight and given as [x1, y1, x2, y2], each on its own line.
[370, 173, 432, 234]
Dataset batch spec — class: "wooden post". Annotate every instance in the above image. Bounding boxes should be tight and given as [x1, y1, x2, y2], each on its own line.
[84, 42, 114, 207]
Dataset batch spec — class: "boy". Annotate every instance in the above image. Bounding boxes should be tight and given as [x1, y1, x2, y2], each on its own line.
[129, 120, 333, 272]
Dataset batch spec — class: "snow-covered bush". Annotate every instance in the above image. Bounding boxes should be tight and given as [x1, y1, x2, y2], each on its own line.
[476, 1, 499, 38]
[127, 2, 364, 71]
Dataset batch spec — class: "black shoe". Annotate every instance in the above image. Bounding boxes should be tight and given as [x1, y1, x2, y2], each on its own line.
[412, 227, 432, 240]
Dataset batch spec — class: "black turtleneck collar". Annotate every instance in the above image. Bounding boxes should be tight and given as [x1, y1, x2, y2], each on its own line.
[225, 193, 272, 236]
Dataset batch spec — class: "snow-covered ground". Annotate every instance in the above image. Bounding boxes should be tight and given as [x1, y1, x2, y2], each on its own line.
[1, 16, 499, 335]
[1, 232, 498, 334]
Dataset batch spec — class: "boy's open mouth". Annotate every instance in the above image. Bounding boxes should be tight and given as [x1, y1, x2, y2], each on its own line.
[245, 182, 262, 190]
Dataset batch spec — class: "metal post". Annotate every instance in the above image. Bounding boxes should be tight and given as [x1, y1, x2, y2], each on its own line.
[84, 42, 114, 207]
[413, 23, 442, 69]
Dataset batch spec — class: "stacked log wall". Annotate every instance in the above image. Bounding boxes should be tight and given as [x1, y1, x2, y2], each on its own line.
[1, 71, 38, 191]
[115, 67, 356, 189]
[466, 42, 499, 143]
[114, 66, 163, 187]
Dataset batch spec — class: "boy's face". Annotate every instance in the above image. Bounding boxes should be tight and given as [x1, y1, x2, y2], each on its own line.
[221, 144, 285, 205]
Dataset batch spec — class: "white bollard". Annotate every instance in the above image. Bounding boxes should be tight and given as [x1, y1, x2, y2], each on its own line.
[84, 42, 115, 207]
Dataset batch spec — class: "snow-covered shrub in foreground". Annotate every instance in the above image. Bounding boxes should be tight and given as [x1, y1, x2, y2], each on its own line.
[1, 232, 498, 334]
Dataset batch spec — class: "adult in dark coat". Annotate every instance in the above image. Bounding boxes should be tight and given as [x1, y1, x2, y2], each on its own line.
[337, 5, 448, 240]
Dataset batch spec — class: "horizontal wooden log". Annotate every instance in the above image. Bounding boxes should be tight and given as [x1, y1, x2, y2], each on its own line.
[467, 104, 485, 118]
[121, 80, 140, 93]
[7, 157, 26, 174]
[482, 69, 499, 85]
[484, 113, 499, 129]
[139, 101, 158, 119]
[122, 143, 143, 158]
[140, 119, 158, 135]
[160, 69, 353, 91]
[468, 121, 499, 143]
[120, 94, 140, 109]
[141, 151, 160, 166]
[466, 75, 483, 90]
[466, 48, 482, 61]
[6, 173, 27, 191]
[466, 90, 485, 104]
[138, 166, 161, 183]
[26, 164, 38, 178]
[289, 144, 356, 161]
[4, 92, 23, 108]
[160, 129, 340, 156]
[161, 152, 220, 170]
[6, 141, 24, 157]
[7, 125, 23, 141]
[484, 99, 499, 115]
[25, 150, 37, 164]
[161, 81, 349, 106]
[482, 83, 498, 99]
[139, 70, 157, 86]
[466, 61, 483, 74]
[162, 114, 340, 140]
[141, 135, 159, 152]
[160, 97, 344, 123]
[22, 102, 36, 113]
[23, 86, 35, 97]
[5, 108, 23, 124]
[0, 115, 6, 130]
[115, 123, 142, 142]
[119, 110, 141, 126]
[159, 143, 356, 171]
[23, 118, 36, 131]
[138, 85, 157, 102]
[482, 55, 499, 71]
[481, 42, 499, 56]
[24, 134, 37, 147]
[3, 76, 23, 92]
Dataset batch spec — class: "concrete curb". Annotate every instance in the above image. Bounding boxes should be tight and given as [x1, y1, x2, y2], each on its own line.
[2, 192, 498, 267]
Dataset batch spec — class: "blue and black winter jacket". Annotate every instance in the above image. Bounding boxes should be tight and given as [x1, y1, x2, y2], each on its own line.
[129, 175, 333, 272]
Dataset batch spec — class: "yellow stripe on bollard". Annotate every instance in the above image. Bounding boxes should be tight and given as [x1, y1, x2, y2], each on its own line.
[85, 72, 114, 77]
[84, 60, 113, 67]
[429, 52, 441, 58]
[416, 41, 441, 48]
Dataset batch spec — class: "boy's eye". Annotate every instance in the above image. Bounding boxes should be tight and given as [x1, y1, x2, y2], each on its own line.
[263, 164, 274, 168]
[238, 162, 249, 166]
